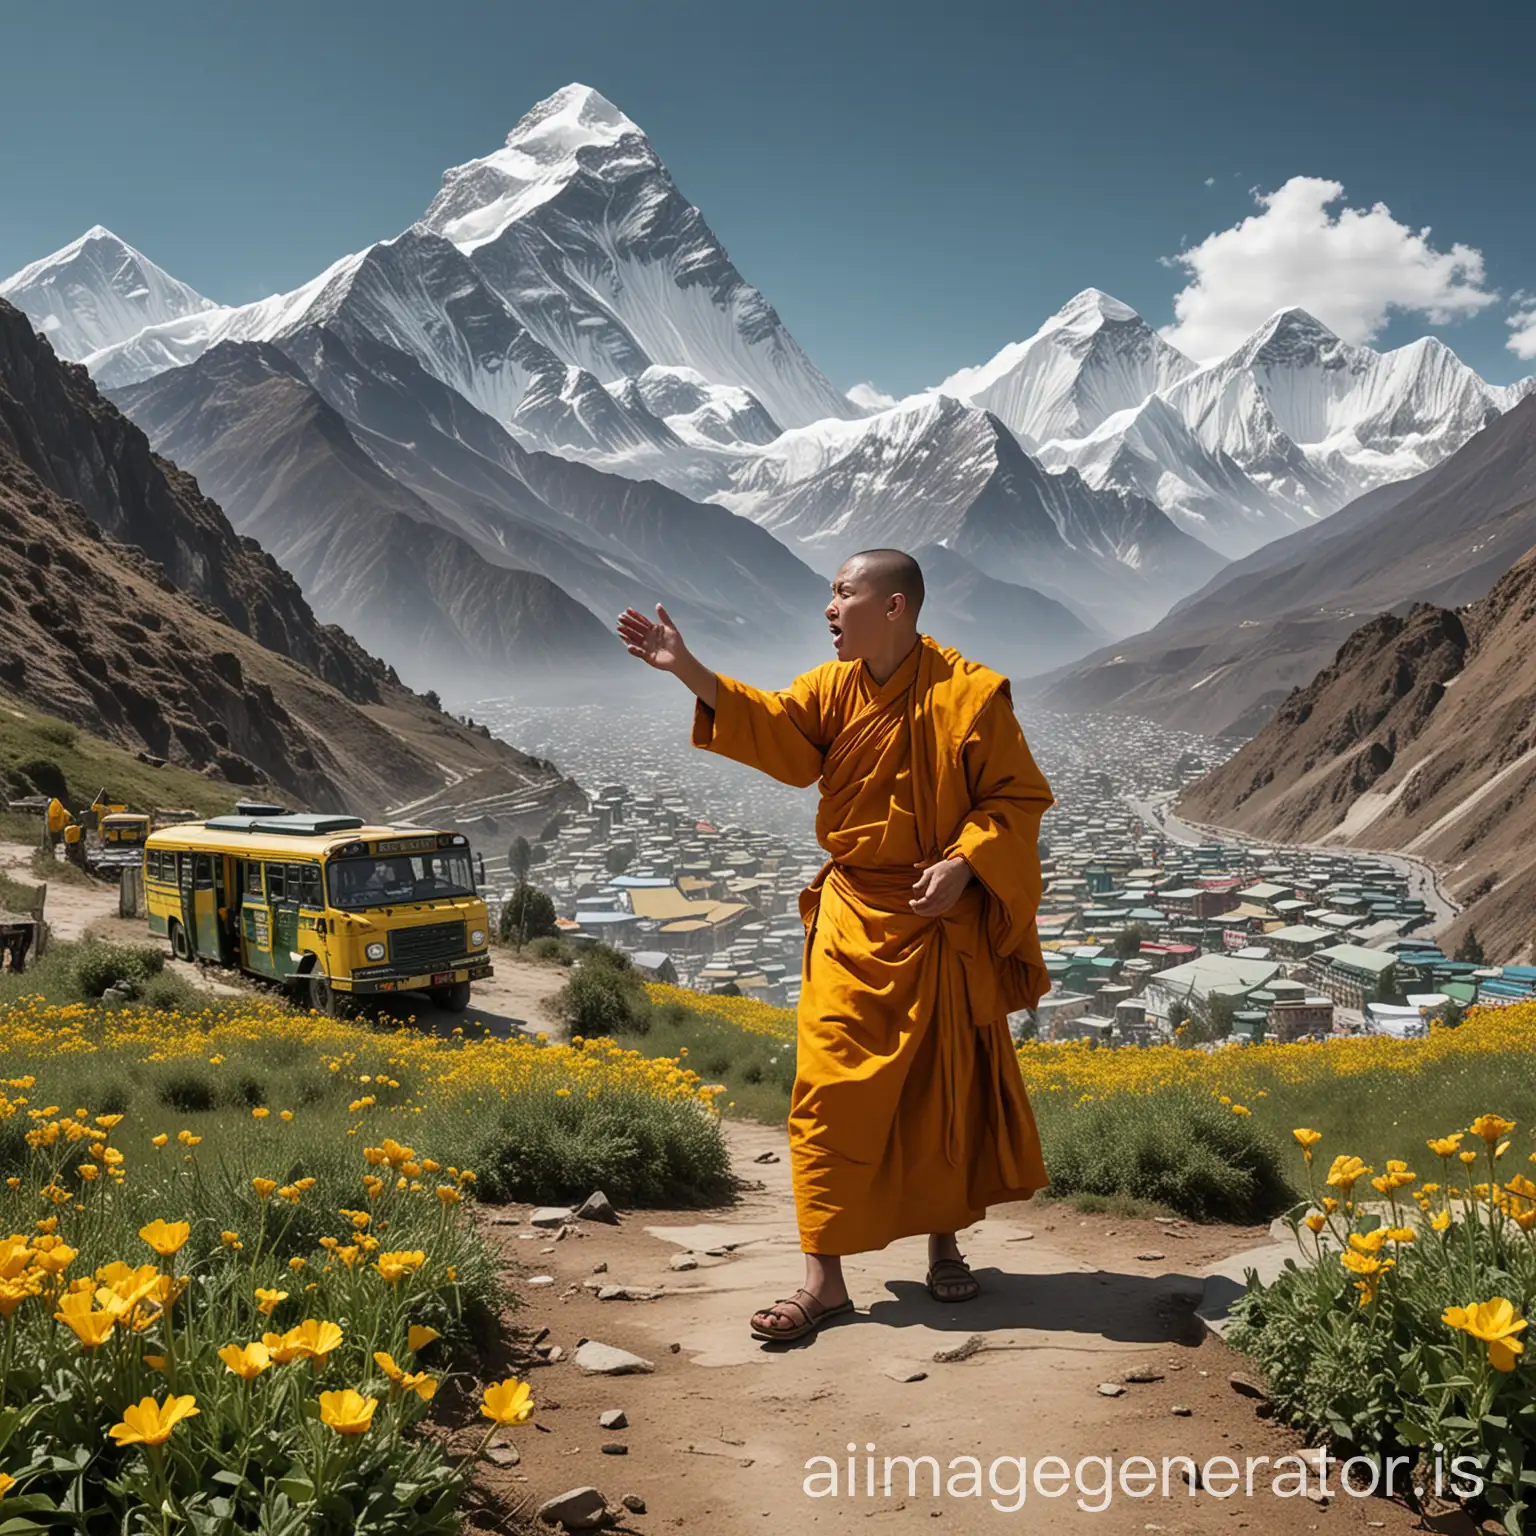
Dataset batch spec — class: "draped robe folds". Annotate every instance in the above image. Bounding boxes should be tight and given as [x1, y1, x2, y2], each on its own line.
[692, 634, 1054, 1255]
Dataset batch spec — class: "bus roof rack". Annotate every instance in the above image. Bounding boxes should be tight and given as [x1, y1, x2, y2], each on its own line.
[203, 813, 367, 837]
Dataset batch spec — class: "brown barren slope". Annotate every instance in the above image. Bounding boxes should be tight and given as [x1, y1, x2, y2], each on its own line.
[1179, 548, 1536, 960]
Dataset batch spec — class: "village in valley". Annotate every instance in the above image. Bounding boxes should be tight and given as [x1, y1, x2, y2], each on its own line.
[464, 700, 1535, 1046]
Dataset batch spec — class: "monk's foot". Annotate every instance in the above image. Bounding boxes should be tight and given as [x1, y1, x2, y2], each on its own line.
[750, 1286, 854, 1342]
[926, 1255, 980, 1304]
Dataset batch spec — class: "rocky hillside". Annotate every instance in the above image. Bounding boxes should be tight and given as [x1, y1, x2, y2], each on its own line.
[0, 298, 579, 821]
[1179, 549, 1536, 959]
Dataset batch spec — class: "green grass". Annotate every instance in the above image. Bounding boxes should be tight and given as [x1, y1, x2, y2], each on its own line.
[30, 845, 97, 886]
[0, 937, 200, 1011]
[1035, 1190, 1182, 1221]
[0, 693, 236, 816]
[2, 941, 736, 1214]
[628, 998, 798, 1123]
[1210, 1054, 1536, 1178]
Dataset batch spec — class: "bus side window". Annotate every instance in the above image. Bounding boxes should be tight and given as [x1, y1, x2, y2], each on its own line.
[267, 864, 287, 903]
[245, 861, 265, 900]
[145, 850, 159, 882]
[294, 864, 323, 909]
[179, 855, 194, 892]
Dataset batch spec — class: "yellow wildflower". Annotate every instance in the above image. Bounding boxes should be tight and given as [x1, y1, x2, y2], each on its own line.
[318, 1389, 377, 1435]
[1443, 1298, 1527, 1372]
[109, 1394, 200, 1446]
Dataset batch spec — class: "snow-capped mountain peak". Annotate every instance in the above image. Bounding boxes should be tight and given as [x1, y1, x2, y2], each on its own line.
[420, 83, 857, 430]
[0, 224, 217, 361]
[1231, 306, 1349, 370]
[937, 288, 1196, 446]
[1055, 287, 1142, 328]
[422, 84, 642, 251]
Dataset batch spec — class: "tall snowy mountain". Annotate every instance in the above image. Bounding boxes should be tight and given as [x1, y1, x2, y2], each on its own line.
[72, 84, 843, 485]
[1035, 392, 1307, 555]
[0, 226, 217, 361]
[110, 327, 835, 692]
[419, 84, 855, 433]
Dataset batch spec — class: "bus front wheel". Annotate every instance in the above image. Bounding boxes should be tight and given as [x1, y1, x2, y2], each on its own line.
[169, 922, 192, 962]
[308, 975, 354, 1019]
[430, 980, 472, 1013]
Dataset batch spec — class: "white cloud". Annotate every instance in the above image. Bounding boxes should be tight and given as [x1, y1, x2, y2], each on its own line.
[1203, 176, 1215, 187]
[847, 381, 897, 412]
[1507, 294, 1536, 360]
[1160, 176, 1497, 361]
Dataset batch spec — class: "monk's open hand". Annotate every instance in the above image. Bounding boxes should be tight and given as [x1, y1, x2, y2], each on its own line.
[617, 604, 687, 671]
[910, 857, 973, 916]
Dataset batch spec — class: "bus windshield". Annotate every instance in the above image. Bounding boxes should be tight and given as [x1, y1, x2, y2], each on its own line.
[327, 851, 476, 910]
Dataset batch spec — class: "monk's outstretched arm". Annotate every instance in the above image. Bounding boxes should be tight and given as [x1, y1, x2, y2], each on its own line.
[692, 669, 830, 788]
[944, 690, 1055, 955]
[617, 603, 826, 785]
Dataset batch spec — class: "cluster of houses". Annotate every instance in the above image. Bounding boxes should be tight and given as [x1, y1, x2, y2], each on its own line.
[495, 782, 824, 1001]
[1022, 791, 1534, 1047]
[473, 701, 1532, 1047]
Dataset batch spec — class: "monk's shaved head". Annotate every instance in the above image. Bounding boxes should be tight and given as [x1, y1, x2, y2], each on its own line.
[845, 548, 925, 617]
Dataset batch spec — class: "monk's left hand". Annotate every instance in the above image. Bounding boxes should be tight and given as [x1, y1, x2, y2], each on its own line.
[910, 856, 974, 916]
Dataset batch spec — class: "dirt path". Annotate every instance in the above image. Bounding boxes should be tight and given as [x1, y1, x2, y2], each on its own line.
[475, 1122, 1467, 1536]
[372, 949, 568, 1038]
[1, 840, 120, 943]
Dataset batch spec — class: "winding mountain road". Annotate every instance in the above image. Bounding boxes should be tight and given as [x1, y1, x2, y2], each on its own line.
[1124, 792, 1460, 936]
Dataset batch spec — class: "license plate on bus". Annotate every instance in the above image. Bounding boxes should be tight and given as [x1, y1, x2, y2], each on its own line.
[431, 971, 457, 986]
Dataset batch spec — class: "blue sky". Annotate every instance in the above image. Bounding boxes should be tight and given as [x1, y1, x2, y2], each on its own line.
[4, 0, 1533, 391]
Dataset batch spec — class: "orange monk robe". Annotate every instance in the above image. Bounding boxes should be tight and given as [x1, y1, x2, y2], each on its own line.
[693, 634, 1054, 1256]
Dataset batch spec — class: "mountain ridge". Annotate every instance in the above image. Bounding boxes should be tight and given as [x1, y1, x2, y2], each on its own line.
[0, 297, 578, 818]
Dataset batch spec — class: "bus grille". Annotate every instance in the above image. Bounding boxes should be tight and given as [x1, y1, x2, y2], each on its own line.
[388, 922, 466, 972]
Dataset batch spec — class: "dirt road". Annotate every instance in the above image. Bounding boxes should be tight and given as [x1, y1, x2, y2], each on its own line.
[472, 1121, 1462, 1536]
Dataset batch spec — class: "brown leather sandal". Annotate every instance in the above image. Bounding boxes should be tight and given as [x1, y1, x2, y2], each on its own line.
[926, 1256, 981, 1303]
[750, 1288, 855, 1342]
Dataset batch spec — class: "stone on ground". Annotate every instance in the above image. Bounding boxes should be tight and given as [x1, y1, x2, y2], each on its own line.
[574, 1341, 655, 1376]
[531, 1207, 574, 1228]
[536, 1486, 607, 1529]
[577, 1190, 621, 1225]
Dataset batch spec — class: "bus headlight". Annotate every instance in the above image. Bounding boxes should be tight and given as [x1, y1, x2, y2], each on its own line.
[365, 942, 386, 961]
[470, 929, 486, 948]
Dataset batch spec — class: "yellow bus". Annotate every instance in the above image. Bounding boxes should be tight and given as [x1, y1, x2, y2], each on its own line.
[144, 805, 492, 1015]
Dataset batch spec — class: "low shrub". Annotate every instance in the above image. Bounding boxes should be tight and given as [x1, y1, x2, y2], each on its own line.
[466, 1084, 733, 1207]
[1037, 1089, 1291, 1223]
[137, 969, 197, 1012]
[71, 941, 166, 999]
[523, 935, 575, 966]
[554, 950, 652, 1038]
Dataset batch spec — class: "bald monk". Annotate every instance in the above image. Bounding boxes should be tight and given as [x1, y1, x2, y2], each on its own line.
[616, 549, 1053, 1340]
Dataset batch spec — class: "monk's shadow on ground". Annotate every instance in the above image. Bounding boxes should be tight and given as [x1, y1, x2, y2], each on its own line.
[854, 1265, 1208, 1347]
